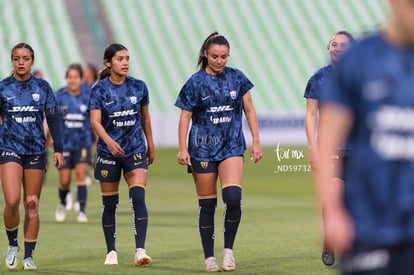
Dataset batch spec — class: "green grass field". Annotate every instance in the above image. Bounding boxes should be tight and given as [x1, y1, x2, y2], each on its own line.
[0, 147, 337, 275]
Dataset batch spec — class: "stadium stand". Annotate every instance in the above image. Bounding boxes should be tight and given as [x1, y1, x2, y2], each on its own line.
[100, 0, 387, 115]
[0, 0, 83, 90]
[0, 0, 388, 144]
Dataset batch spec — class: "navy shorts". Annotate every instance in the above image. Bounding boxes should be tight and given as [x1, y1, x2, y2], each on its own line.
[0, 151, 48, 170]
[62, 148, 92, 169]
[94, 152, 148, 182]
[188, 155, 244, 174]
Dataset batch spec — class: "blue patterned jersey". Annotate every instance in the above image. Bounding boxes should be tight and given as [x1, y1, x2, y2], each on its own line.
[0, 75, 61, 154]
[56, 88, 92, 151]
[88, 76, 149, 156]
[175, 67, 254, 161]
[304, 65, 332, 100]
[321, 33, 414, 245]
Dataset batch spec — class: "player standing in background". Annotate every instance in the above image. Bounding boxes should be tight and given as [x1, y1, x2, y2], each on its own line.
[317, 0, 414, 274]
[82, 63, 98, 90]
[55, 63, 92, 223]
[89, 43, 155, 267]
[304, 30, 354, 266]
[175, 32, 262, 272]
[0, 43, 64, 270]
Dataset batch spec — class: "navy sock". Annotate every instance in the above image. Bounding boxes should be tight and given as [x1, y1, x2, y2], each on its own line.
[222, 186, 242, 249]
[102, 194, 118, 253]
[129, 186, 148, 249]
[59, 188, 69, 206]
[6, 228, 18, 247]
[24, 241, 36, 259]
[198, 197, 217, 259]
[77, 185, 87, 213]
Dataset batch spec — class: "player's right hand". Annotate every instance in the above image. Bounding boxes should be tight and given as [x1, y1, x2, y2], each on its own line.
[177, 149, 191, 165]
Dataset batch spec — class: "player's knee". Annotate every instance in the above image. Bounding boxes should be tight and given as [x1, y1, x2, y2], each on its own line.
[102, 193, 119, 208]
[222, 186, 242, 209]
[25, 195, 39, 218]
[129, 186, 145, 205]
[198, 196, 217, 214]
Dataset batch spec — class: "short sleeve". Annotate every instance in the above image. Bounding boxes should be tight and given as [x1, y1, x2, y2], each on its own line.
[88, 85, 103, 110]
[175, 77, 198, 112]
[140, 82, 150, 106]
[237, 70, 254, 96]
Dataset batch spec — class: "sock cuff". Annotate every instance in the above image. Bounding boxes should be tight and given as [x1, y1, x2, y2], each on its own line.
[5, 226, 18, 231]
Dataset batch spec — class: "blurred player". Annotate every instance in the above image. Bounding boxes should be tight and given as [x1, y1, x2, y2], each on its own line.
[89, 43, 155, 267]
[317, 0, 414, 274]
[175, 32, 262, 272]
[82, 63, 98, 91]
[55, 63, 92, 223]
[0, 43, 64, 270]
[304, 30, 354, 266]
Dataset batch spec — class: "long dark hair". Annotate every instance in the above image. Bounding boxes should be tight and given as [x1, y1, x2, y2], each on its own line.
[98, 43, 128, 80]
[197, 32, 230, 69]
[65, 63, 83, 79]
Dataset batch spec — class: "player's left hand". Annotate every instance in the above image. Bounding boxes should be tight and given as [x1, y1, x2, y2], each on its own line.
[147, 146, 155, 165]
[54, 152, 64, 169]
[249, 143, 262, 163]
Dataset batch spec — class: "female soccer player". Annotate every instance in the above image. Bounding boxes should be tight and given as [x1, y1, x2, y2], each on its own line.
[304, 30, 354, 266]
[0, 42, 64, 270]
[82, 63, 98, 90]
[89, 43, 155, 267]
[175, 32, 262, 272]
[55, 64, 93, 223]
[317, 0, 414, 274]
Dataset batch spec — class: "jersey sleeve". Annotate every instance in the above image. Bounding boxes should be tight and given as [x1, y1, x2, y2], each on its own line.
[320, 58, 355, 109]
[175, 77, 198, 112]
[43, 80, 64, 153]
[88, 85, 103, 110]
[237, 69, 254, 96]
[140, 82, 150, 106]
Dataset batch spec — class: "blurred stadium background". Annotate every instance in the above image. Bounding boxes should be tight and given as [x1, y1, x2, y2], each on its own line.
[0, 0, 388, 146]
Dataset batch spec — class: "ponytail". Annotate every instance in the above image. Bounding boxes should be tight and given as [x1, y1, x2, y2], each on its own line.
[197, 31, 230, 69]
[97, 67, 111, 81]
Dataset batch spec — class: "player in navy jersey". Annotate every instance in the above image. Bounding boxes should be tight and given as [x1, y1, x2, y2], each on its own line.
[175, 32, 262, 272]
[89, 43, 155, 267]
[0, 43, 64, 270]
[54, 64, 93, 223]
[304, 30, 354, 266]
[317, 0, 414, 274]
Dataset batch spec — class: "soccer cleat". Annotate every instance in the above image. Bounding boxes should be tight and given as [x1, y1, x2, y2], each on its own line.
[104, 250, 118, 265]
[65, 192, 73, 210]
[204, 256, 220, 272]
[5, 246, 19, 270]
[321, 250, 335, 266]
[77, 211, 88, 223]
[55, 204, 66, 222]
[74, 201, 80, 212]
[134, 248, 151, 267]
[22, 257, 37, 270]
[222, 248, 235, 272]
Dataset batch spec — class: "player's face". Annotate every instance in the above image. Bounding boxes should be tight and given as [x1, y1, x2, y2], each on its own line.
[12, 48, 34, 80]
[390, 0, 414, 46]
[66, 69, 82, 93]
[108, 49, 130, 77]
[205, 44, 229, 75]
[328, 34, 352, 64]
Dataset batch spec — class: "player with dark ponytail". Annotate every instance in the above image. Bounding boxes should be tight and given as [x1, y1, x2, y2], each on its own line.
[175, 32, 262, 272]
